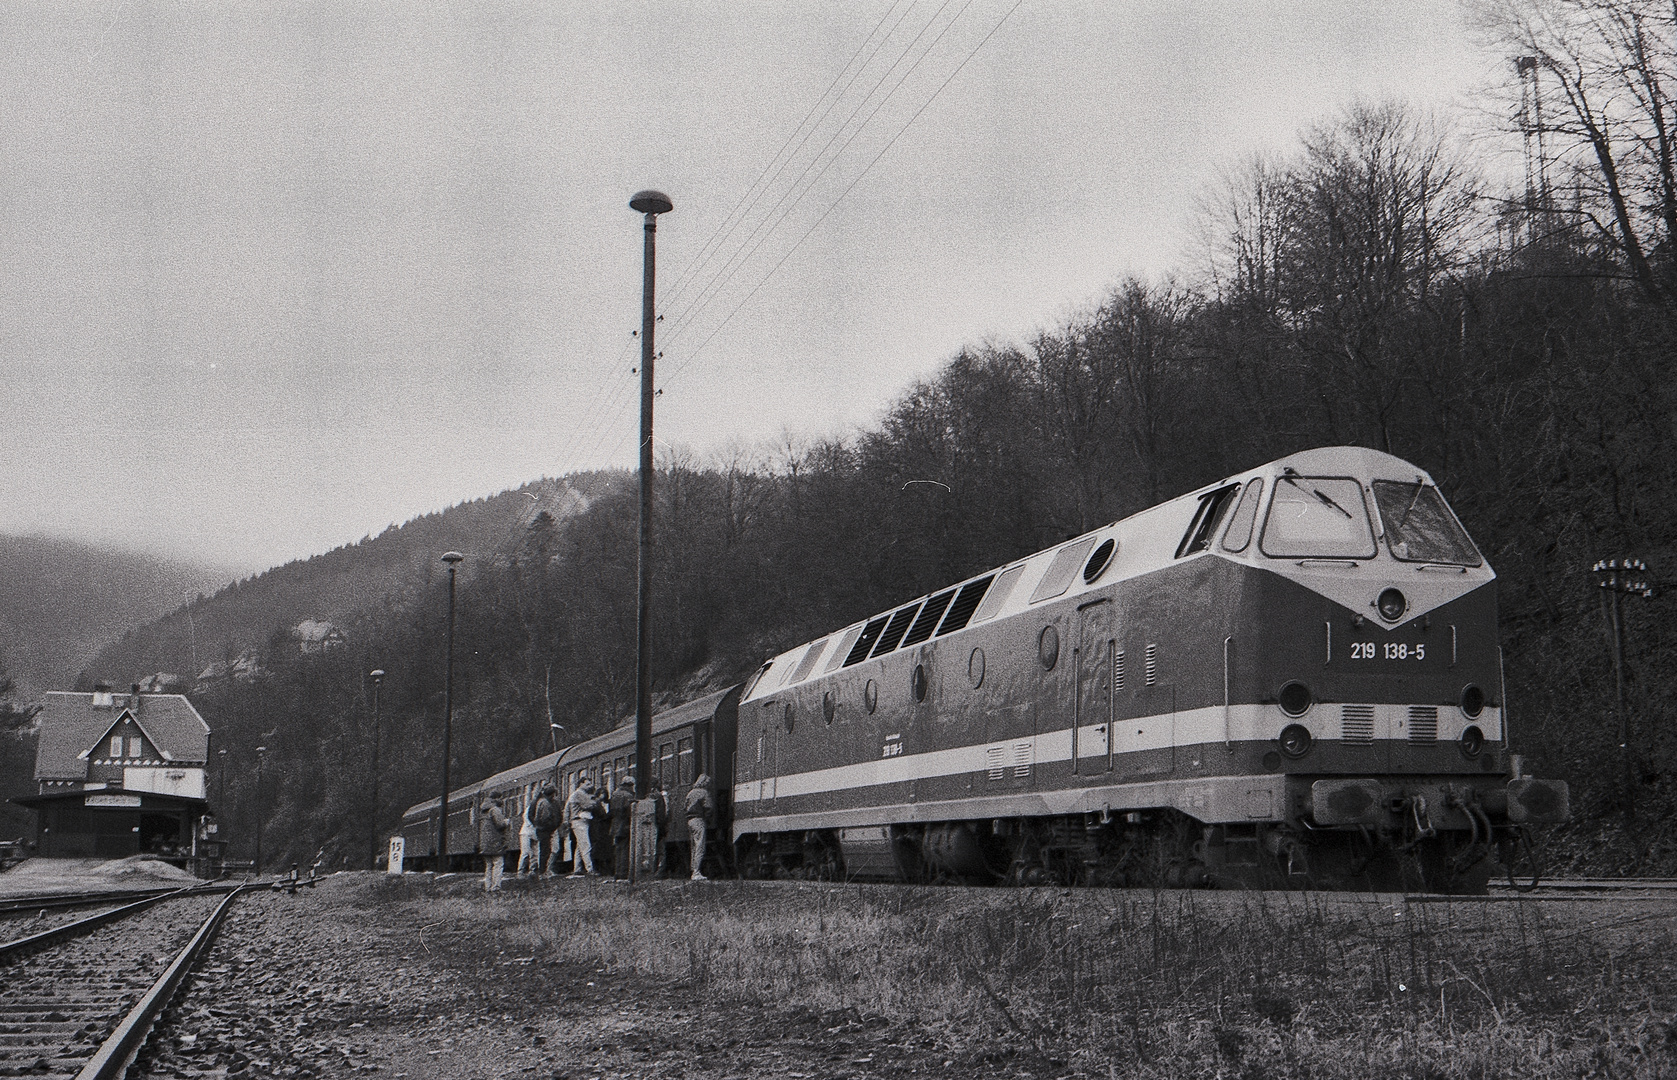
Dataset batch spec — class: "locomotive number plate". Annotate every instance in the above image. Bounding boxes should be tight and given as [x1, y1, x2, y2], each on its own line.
[1345, 640, 1427, 662]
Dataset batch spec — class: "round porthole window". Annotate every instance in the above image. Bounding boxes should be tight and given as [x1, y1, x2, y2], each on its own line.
[912, 664, 928, 702]
[783, 702, 795, 734]
[1039, 626, 1060, 670]
[864, 679, 878, 714]
[823, 690, 836, 725]
[1084, 538, 1117, 583]
[968, 647, 985, 688]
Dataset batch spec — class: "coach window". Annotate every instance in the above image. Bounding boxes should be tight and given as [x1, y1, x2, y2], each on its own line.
[1260, 476, 1377, 559]
[662, 743, 675, 786]
[678, 737, 694, 784]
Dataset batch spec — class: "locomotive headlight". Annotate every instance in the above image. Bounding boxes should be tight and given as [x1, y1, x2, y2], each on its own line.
[1278, 680, 1313, 717]
[1460, 725, 1485, 758]
[1460, 684, 1485, 718]
[1377, 588, 1407, 622]
[1278, 724, 1314, 759]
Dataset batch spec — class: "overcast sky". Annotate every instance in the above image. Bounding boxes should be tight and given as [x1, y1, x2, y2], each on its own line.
[1, 1, 1510, 574]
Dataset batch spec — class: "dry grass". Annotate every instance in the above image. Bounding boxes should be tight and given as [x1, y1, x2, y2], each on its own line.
[374, 876, 1677, 1078]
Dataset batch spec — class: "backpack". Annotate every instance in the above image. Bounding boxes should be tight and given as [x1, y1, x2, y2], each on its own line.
[532, 797, 557, 831]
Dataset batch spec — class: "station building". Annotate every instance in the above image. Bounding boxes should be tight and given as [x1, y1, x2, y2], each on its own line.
[14, 686, 211, 859]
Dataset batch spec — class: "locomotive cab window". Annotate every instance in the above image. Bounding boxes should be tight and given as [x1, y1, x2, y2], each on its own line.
[1175, 485, 1240, 558]
[1260, 476, 1376, 559]
[1371, 480, 1483, 566]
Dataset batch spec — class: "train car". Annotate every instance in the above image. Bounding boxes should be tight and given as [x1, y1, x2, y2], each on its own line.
[550, 687, 740, 876]
[731, 446, 1568, 892]
[399, 750, 564, 872]
[396, 687, 740, 876]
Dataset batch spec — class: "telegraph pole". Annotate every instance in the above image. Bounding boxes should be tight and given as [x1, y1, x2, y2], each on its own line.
[439, 552, 464, 867]
[629, 189, 672, 879]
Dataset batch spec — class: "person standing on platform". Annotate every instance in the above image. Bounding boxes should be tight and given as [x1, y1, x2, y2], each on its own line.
[530, 783, 560, 875]
[565, 778, 600, 876]
[608, 777, 636, 879]
[478, 795, 510, 893]
[684, 773, 714, 881]
[516, 795, 539, 877]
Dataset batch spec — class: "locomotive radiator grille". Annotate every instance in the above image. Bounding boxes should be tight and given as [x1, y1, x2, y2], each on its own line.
[1340, 704, 1375, 743]
[1012, 741, 1033, 777]
[1144, 644, 1158, 686]
[1408, 705, 1438, 742]
[987, 746, 1005, 781]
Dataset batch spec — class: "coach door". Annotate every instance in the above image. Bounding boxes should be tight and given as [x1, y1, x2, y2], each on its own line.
[1075, 600, 1115, 773]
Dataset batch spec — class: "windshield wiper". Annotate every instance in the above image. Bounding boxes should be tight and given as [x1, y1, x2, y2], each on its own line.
[1282, 471, 1352, 519]
[1397, 476, 1425, 529]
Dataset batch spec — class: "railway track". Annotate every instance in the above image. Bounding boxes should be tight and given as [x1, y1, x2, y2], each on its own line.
[0, 885, 247, 1080]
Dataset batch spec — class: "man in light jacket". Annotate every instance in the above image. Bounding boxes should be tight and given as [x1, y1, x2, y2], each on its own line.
[565, 779, 600, 876]
[684, 774, 714, 881]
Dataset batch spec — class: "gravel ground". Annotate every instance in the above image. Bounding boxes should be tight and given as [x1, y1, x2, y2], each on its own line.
[10, 862, 1671, 1079]
[124, 873, 1055, 1080]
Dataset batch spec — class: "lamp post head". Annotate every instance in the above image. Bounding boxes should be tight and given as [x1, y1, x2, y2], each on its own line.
[441, 551, 464, 566]
[255, 746, 267, 754]
[630, 190, 673, 215]
[369, 668, 385, 682]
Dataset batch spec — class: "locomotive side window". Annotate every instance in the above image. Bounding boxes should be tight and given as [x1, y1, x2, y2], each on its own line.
[790, 637, 830, 682]
[823, 626, 864, 674]
[1029, 541, 1095, 603]
[1220, 479, 1264, 553]
[1175, 485, 1240, 558]
[938, 575, 996, 635]
[844, 617, 890, 666]
[1260, 476, 1377, 559]
[970, 565, 1025, 623]
[1371, 480, 1483, 566]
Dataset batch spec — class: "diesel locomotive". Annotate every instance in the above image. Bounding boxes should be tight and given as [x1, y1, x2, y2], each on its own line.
[400, 446, 1568, 892]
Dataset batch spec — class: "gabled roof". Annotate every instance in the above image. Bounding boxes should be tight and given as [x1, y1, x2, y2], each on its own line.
[34, 692, 211, 781]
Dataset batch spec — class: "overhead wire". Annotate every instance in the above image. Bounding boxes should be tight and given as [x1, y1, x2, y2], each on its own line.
[664, 0, 1024, 386]
[549, 3, 911, 479]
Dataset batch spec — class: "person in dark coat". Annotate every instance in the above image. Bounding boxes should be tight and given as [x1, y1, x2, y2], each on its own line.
[608, 777, 636, 879]
[478, 795, 511, 893]
[529, 783, 560, 875]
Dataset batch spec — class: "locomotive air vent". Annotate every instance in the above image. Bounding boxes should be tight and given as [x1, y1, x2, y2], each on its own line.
[1083, 538, 1116, 583]
[1114, 650, 1126, 691]
[1012, 741, 1033, 778]
[1340, 704, 1375, 743]
[986, 745, 1005, 781]
[1144, 644, 1158, 686]
[1408, 705, 1438, 742]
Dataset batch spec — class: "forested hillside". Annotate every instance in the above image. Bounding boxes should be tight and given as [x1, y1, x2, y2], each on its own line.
[42, 6, 1677, 875]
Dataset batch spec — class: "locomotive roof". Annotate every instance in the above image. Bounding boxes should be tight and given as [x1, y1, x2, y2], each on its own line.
[744, 445, 1487, 703]
[400, 687, 736, 816]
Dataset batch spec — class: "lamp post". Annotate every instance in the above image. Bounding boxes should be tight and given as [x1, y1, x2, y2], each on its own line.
[367, 668, 385, 871]
[1593, 558, 1655, 823]
[550, 722, 565, 754]
[217, 748, 227, 806]
[438, 552, 464, 868]
[253, 745, 267, 874]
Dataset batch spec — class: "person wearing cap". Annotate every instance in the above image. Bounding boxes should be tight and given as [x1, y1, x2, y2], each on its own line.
[564, 778, 601, 876]
[684, 774, 715, 881]
[478, 795, 511, 893]
[608, 776, 637, 879]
